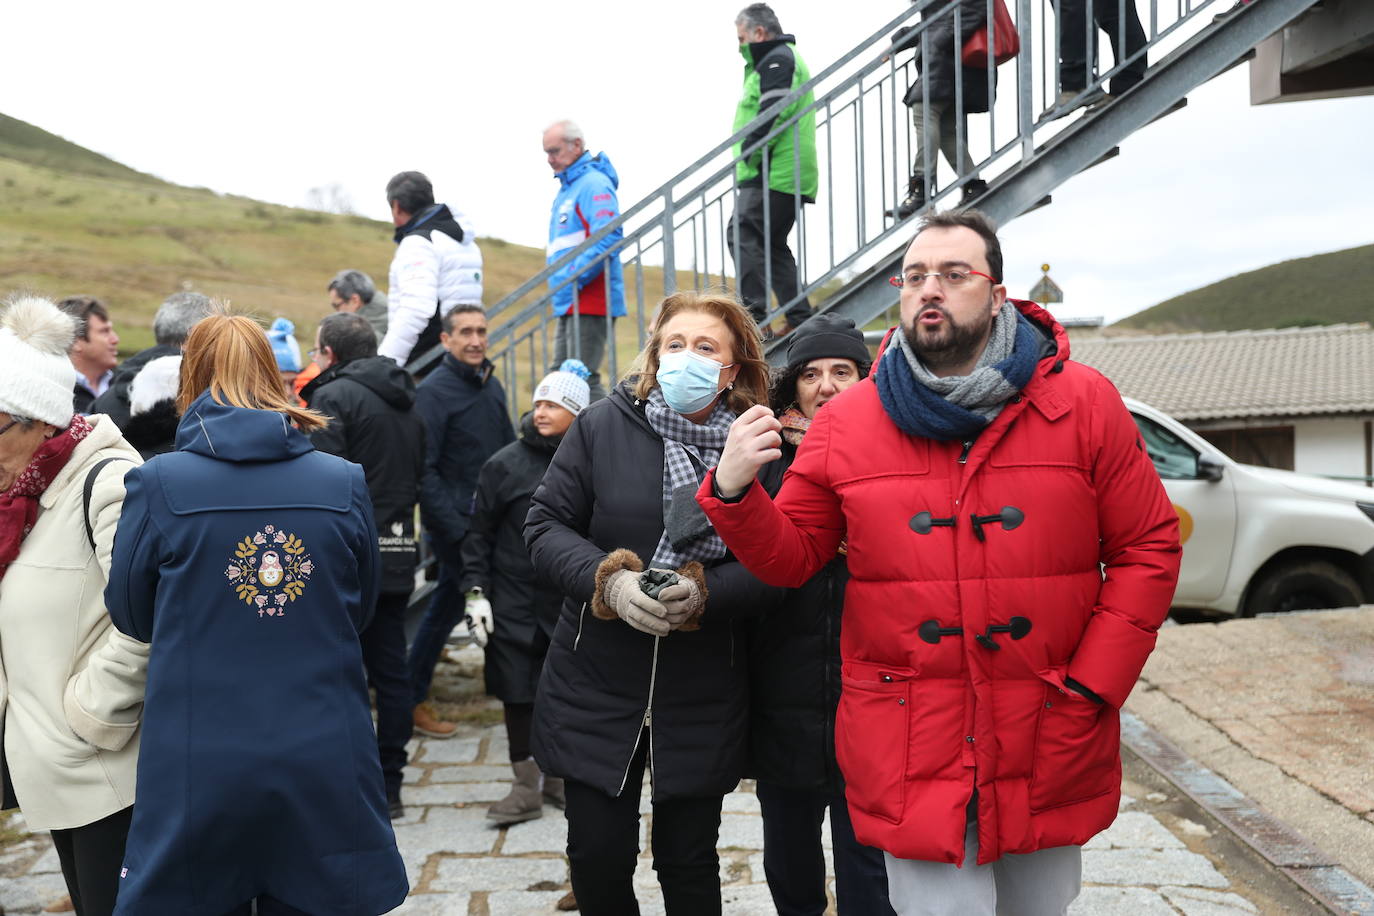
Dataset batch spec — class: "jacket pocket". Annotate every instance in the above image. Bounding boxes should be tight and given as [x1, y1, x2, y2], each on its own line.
[1029, 682, 1119, 812]
[573, 602, 587, 652]
[836, 663, 913, 824]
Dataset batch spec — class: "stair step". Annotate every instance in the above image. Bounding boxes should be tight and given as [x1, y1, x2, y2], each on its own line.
[1086, 147, 1121, 171]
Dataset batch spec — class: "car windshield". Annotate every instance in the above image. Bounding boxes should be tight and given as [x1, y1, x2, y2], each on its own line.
[1132, 413, 1200, 480]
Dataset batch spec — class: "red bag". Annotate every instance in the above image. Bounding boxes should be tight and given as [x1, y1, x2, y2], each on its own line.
[961, 0, 1020, 67]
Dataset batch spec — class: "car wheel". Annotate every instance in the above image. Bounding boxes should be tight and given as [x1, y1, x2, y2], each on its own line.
[1242, 559, 1363, 616]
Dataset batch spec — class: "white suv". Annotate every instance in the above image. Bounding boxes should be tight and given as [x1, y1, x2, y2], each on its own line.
[1126, 398, 1374, 616]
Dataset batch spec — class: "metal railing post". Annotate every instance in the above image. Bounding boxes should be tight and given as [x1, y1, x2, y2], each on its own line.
[1019, 0, 1035, 158]
[662, 191, 677, 295]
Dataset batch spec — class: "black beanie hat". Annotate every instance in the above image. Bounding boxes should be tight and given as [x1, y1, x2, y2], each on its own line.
[785, 313, 871, 370]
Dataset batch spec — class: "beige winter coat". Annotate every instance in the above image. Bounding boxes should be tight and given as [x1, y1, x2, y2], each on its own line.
[0, 415, 149, 830]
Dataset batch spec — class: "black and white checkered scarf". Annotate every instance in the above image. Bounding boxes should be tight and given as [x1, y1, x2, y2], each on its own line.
[642, 387, 736, 568]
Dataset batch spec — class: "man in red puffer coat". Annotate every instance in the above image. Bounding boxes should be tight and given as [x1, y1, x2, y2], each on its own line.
[698, 210, 1180, 915]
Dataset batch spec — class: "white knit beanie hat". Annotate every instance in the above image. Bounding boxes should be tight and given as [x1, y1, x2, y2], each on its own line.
[130, 354, 183, 417]
[0, 296, 79, 427]
[532, 359, 591, 415]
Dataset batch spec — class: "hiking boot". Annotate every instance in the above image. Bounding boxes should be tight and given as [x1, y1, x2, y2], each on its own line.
[960, 179, 989, 207]
[487, 759, 544, 826]
[543, 775, 566, 810]
[556, 889, 579, 911]
[413, 702, 457, 739]
[1051, 86, 1106, 117]
[885, 176, 927, 221]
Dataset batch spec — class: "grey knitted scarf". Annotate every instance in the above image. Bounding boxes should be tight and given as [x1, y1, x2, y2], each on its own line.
[642, 388, 735, 568]
[897, 302, 1021, 424]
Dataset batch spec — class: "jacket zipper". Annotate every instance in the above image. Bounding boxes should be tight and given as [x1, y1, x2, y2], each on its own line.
[958, 439, 974, 464]
[574, 602, 587, 651]
[618, 634, 661, 795]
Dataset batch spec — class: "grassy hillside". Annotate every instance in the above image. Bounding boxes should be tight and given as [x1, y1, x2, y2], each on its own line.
[0, 113, 165, 185]
[0, 161, 550, 355]
[1116, 243, 1374, 332]
[0, 115, 690, 389]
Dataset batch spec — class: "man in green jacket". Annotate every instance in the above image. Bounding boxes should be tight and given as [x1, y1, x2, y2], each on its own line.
[729, 3, 818, 337]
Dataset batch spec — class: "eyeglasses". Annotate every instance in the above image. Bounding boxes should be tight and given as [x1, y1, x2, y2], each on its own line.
[889, 269, 996, 289]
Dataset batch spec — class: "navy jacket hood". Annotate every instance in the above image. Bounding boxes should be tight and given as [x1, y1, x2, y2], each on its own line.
[393, 203, 465, 245]
[175, 391, 315, 462]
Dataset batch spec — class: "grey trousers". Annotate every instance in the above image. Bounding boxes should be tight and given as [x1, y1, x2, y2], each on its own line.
[550, 313, 613, 402]
[884, 822, 1082, 916]
[911, 102, 976, 180]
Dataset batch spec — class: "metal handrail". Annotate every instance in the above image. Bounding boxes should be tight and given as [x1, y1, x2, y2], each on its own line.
[408, 0, 1301, 409]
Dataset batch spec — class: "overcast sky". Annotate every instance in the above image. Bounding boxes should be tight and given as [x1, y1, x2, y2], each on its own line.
[4, 0, 1371, 324]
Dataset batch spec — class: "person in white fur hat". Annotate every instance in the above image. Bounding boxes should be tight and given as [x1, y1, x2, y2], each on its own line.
[0, 295, 147, 916]
[459, 359, 589, 841]
[123, 353, 183, 459]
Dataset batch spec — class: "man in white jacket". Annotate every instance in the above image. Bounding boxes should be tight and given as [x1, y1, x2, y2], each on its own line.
[380, 171, 484, 367]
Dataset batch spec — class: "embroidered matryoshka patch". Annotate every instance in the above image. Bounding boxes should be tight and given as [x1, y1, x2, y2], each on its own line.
[224, 524, 314, 617]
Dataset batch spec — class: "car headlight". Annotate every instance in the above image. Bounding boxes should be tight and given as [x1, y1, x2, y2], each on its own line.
[1358, 502, 1374, 524]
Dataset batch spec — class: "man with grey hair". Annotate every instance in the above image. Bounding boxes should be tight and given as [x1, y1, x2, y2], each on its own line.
[381, 171, 484, 368]
[730, 3, 818, 338]
[328, 269, 389, 342]
[542, 119, 624, 402]
[89, 290, 215, 428]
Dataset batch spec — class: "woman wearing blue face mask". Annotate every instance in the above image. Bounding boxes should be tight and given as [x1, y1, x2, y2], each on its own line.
[524, 290, 783, 914]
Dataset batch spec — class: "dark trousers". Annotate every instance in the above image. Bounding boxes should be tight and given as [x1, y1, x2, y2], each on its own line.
[407, 560, 463, 707]
[551, 314, 612, 402]
[1056, 0, 1147, 95]
[564, 734, 724, 915]
[50, 804, 133, 916]
[727, 187, 813, 329]
[756, 781, 895, 916]
[362, 590, 413, 801]
[505, 702, 534, 763]
[217, 898, 312, 915]
[405, 306, 443, 372]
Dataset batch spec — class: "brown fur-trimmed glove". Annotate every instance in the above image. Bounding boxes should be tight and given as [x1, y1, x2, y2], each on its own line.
[653, 562, 708, 632]
[592, 549, 670, 637]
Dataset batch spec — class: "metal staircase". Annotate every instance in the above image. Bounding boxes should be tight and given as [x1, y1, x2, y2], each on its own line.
[409, 0, 1324, 391]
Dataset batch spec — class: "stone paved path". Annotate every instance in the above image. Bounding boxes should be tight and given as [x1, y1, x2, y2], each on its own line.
[0, 718, 1272, 916]
[1127, 607, 1374, 889]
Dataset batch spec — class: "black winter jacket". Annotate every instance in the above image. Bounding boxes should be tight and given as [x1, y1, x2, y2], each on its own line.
[122, 399, 180, 459]
[892, 0, 995, 113]
[747, 439, 848, 795]
[88, 344, 180, 429]
[414, 354, 515, 566]
[460, 414, 563, 704]
[524, 383, 785, 801]
[303, 356, 426, 594]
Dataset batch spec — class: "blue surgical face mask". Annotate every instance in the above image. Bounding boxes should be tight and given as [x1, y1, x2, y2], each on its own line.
[656, 349, 734, 415]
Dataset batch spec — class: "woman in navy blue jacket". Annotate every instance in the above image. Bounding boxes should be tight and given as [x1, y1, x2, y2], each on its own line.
[105, 314, 407, 916]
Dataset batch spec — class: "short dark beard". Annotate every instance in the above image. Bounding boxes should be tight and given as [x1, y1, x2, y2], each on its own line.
[902, 297, 995, 374]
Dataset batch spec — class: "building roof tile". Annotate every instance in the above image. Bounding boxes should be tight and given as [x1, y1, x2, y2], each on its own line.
[1069, 323, 1374, 421]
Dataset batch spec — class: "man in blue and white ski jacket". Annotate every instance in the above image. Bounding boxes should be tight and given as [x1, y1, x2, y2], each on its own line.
[543, 120, 625, 401]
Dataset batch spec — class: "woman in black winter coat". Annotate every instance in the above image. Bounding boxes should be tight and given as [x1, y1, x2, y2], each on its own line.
[460, 362, 591, 829]
[747, 315, 895, 916]
[887, 0, 996, 218]
[524, 290, 783, 915]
